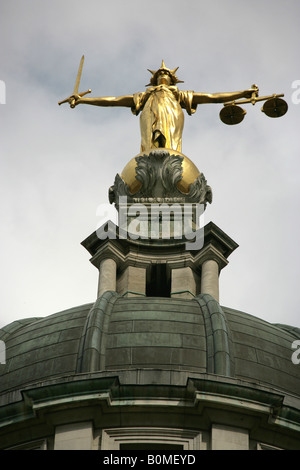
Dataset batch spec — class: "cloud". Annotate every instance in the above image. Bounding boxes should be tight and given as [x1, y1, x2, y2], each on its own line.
[0, 0, 300, 328]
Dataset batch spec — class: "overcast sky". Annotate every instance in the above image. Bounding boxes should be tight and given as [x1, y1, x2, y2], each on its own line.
[0, 0, 299, 329]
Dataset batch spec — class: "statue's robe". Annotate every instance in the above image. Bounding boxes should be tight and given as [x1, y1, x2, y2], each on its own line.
[132, 85, 197, 152]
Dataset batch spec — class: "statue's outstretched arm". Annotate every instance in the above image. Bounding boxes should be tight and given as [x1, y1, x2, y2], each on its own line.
[192, 88, 257, 105]
[71, 94, 134, 108]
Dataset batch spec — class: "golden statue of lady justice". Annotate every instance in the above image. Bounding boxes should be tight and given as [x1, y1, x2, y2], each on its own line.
[58, 59, 265, 152]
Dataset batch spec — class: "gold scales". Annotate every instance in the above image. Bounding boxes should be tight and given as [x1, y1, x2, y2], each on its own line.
[219, 84, 288, 125]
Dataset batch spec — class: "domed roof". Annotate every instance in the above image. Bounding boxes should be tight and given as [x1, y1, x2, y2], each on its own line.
[1, 292, 299, 398]
[121, 150, 200, 194]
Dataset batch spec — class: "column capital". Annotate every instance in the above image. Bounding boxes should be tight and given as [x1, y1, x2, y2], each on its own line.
[194, 244, 228, 272]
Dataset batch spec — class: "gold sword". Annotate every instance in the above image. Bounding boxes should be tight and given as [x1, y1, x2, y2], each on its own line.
[58, 55, 91, 107]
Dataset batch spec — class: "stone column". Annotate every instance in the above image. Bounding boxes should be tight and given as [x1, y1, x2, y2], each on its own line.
[201, 259, 219, 302]
[98, 258, 117, 297]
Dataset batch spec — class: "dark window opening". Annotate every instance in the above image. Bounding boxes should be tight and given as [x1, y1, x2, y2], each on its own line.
[146, 263, 171, 297]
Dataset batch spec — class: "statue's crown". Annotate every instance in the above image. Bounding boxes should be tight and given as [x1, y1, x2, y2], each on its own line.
[146, 60, 184, 86]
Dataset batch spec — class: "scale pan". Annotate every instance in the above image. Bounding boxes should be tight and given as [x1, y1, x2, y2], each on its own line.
[262, 98, 288, 118]
[220, 105, 246, 125]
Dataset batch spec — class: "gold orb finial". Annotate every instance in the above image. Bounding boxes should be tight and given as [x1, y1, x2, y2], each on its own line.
[121, 151, 200, 195]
